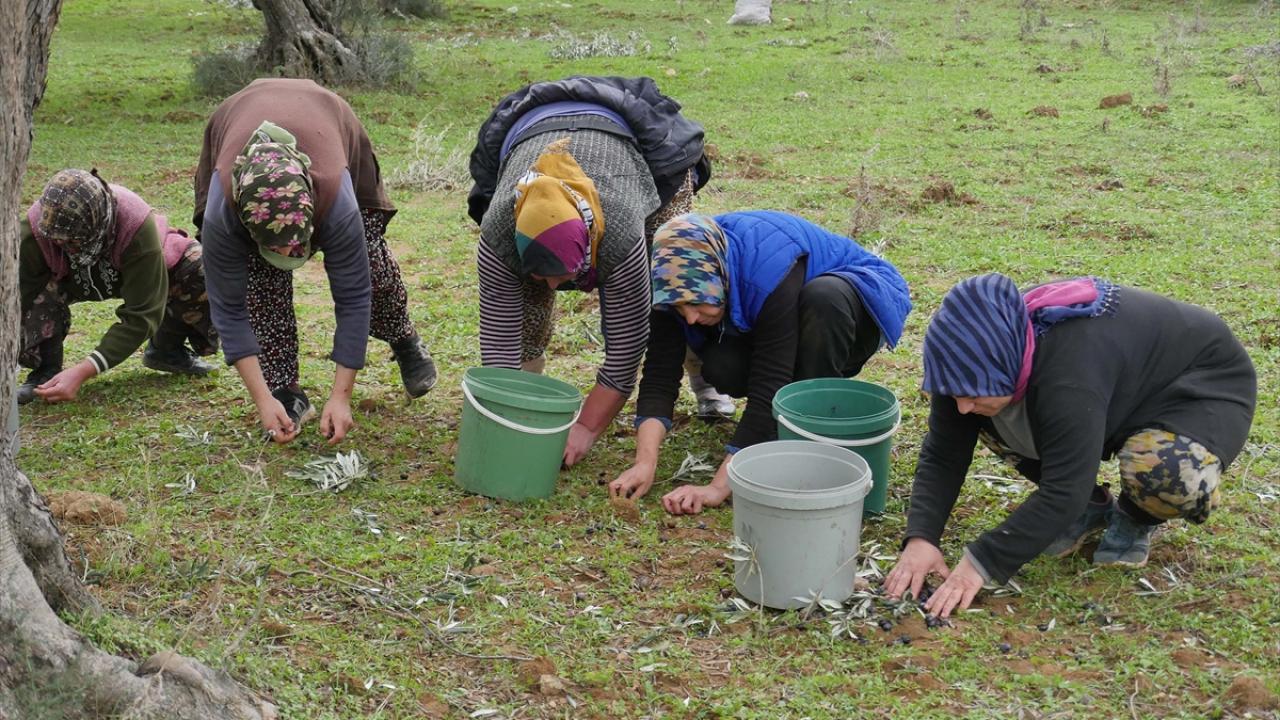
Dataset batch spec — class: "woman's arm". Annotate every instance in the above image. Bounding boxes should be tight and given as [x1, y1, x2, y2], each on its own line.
[609, 310, 688, 499]
[477, 240, 526, 370]
[565, 236, 653, 465]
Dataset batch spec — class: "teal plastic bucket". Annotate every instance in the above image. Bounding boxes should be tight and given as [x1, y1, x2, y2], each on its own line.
[455, 368, 582, 501]
[771, 378, 900, 515]
[728, 441, 873, 609]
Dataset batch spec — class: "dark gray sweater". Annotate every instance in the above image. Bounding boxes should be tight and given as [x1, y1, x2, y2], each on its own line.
[904, 287, 1256, 583]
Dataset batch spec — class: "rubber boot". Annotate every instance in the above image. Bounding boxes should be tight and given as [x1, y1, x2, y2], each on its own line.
[391, 333, 438, 398]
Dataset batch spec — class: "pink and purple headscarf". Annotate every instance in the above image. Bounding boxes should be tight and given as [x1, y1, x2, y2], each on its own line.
[921, 273, 1118, 401]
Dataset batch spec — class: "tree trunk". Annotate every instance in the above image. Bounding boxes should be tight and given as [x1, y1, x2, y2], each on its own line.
[0, 3, 276, 718]
[252, 0, 359, 83]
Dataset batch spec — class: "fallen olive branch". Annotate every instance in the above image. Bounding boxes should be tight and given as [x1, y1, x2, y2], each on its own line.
[298, 558, 533, 662]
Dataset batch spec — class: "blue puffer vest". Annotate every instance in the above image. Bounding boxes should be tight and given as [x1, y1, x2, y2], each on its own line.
[715, 211, 912, 348]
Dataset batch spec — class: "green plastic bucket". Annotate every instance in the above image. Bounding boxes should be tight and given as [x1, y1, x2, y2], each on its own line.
[455, 367, 583, 501]
[728, 441, 872, 609]
[771, 378, 900, 515]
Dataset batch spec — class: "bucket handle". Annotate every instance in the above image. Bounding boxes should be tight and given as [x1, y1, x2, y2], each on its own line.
[461, 379, 583, 436]
[775, 411, 900, 447]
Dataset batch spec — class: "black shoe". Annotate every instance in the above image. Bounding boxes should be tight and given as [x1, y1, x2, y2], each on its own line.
[142, 342, 218, 376]
[16, 365, 60, 405]
[391, 334, 438, 399]
[271, 386, 316, 428]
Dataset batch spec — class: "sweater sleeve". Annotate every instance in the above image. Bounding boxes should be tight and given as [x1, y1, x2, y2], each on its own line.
[633, 309, 687, 426]
[201, 175, 261, 366]
[903, 392, 982, 548]
[19, 217, 51, 311]
[477, 240, 524, 369]
[595, 235, 651, 394]
[728, 262, 806, 450]
[965, 385, 1107, 583]
[316, 175, 370, 370]
[89, 216, 167, 372]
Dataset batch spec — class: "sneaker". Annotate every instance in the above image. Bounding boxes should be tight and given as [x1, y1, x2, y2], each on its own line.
[689, 374, 735, 422]
[16, 365, 59, 405]
[696, 392, 736, 422]
[271, 386, 316, 429]
[142, 342, 217, 376]
[1042, 499, 1114, 557]
[391, 334, 438, 399]
[1092, 510, 1156, 568]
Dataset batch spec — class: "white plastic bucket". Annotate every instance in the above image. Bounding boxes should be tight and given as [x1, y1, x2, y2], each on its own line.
[727, 440, 872, 609]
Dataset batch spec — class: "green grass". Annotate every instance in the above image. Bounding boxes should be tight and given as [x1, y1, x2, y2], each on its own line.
[19, 0, 1280, 718]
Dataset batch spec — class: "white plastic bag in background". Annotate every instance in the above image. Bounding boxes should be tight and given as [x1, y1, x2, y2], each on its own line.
[729, 0, 772, 25]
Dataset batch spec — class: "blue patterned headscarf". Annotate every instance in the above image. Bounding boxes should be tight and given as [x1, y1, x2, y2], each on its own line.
[651, 214, 730, 307]
[921, 274, 1028, 398]
[923, 273, 1117, 399]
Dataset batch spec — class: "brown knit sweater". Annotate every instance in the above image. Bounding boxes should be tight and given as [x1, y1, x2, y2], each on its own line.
[193, 78, 393, 230]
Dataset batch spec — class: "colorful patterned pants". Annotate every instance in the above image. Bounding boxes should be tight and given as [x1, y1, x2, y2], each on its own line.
[246, 208, 415, 390]
[978, 427, 1223, 525]
[19, 235, 218, 369]
[519, 169, 697, 363]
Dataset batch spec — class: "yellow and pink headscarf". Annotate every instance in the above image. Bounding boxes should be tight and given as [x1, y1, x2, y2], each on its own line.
[513, 139, 605, 289]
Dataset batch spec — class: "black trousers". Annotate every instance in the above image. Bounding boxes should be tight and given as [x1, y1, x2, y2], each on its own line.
[700, 276, 880, 397]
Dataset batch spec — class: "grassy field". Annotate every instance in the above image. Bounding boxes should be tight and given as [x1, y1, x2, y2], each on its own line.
[17, 0, 1280, 718]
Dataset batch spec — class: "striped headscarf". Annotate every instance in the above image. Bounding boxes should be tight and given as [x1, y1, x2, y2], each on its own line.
[922, 273, 1115, 401]
[651, 213, 729, 307]
[513, 139, 604, 287]
[230, 121, 314, 271]
[36, 169, 116, 268]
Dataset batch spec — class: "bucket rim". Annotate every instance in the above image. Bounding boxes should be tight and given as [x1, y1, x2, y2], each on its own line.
[772, 378, 900, 435]
[728, 441, 872, 511]
[462, 367, 582, 413]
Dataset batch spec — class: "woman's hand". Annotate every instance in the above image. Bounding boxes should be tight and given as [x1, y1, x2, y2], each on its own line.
[661, 483, 731, 515]
[609, 462, 656, 500]
[33, 361, 96, 403]
[923, 554, 985, 619]
[257, 398, 299, 444]
[321, 398, 354, 444]
[884, 538, 951, 602]
[562, 422, 597, 468]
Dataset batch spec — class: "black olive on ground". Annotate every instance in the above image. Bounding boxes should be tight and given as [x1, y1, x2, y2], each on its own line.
[998, 642, 1013, 654]
[879, 619, 894, 632]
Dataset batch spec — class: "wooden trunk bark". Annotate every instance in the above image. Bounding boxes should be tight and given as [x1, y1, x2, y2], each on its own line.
[252, 0, 358, 83]
[0, 2, 275, 718]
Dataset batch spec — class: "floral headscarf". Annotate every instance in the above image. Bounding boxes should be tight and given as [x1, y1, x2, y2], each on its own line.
[36, 169, 116, 268]
[650, 213, 730, 307]
[231, 121, 314, 271]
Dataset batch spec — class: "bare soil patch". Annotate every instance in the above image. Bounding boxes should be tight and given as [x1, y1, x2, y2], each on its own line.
[1223, 675, 1280, 712]
[1099, 93, 1133, 109]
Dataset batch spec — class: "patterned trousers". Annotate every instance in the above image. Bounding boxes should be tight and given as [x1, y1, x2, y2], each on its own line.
[246, 208, 415, 390]
[979, 427, 1223, 524]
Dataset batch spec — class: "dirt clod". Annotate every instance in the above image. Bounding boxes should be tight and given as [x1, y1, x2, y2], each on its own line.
[517, 657, 557, 689]
[1030, 105, 1060, 118]
[1099, 93, 1132, 109]
[1223, 676, 1280, 712]
[1035, 63, 1055, 73]
[1095, 178, 1124, 191]
[538, 673, 568, 696]
[608, 495, 641, 523]
[1140, 103, 1169, 117]
[972, 108, 993, 120]
[920, 180, 978, 205]
[1226, 74, 1247, 88]
[46, 491, 126, 526]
